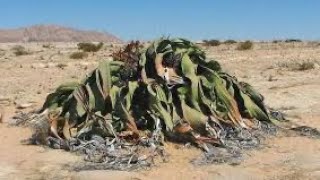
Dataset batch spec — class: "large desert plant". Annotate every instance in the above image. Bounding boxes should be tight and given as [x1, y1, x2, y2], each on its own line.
[34, 38, 275, 148]
[16, 38, 320, 170]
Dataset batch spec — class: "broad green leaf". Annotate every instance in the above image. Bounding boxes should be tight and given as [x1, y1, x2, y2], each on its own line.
[147, 84, 174, 131]
[181, 53, 201, 110]
[179, 94, 208, 132]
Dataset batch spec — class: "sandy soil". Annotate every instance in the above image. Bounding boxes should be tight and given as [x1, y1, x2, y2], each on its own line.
[1, 42, 320, 180]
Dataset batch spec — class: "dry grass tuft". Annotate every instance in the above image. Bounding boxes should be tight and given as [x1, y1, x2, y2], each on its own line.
[56, 63, 68, 69]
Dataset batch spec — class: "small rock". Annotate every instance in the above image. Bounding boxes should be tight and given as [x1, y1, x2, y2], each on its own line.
[14, 101, 35, 109]
[0, 96, 11, 105]
[47, 62, 56, 68]
[37, 63, 47, 68]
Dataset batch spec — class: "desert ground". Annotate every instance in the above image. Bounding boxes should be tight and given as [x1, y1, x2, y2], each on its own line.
[0, 41, 320, 180]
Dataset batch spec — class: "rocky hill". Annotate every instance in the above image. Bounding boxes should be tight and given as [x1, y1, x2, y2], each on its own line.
[0, 24, 121, 43]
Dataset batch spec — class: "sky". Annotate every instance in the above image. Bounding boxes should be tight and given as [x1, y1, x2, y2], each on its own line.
[0, 0, 319, 41]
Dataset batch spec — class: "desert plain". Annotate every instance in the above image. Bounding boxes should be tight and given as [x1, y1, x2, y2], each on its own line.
[0, 41, 320, 179]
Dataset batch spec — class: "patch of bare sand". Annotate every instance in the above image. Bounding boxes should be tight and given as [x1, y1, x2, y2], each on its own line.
[0, 124, 79, 179]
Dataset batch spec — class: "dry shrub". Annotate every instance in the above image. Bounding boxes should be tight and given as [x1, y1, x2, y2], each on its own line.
[285, 39, 302, 43]
[224, 40, 237, 44]
[69, 52, 88, 59]
[236, 41, 253, 50]
[77, 42, 103, 52]
[42, 44, 54, 49]
[296, 61, 315, 71]
[272, 40, 282, 43]
[203, 39, 220, 46]
[277, 60, 315, 71]
[0, 49, 5, 57]
[11, 45, 30, 56]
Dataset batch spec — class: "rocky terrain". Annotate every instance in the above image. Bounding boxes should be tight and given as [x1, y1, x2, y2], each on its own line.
[0, 25, 122, 43]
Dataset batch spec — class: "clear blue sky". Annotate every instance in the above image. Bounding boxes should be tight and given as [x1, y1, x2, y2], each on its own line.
[0, 0, 319, 41]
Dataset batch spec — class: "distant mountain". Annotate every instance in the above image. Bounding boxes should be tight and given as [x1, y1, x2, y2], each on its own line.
[0, 24, 122, 43]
